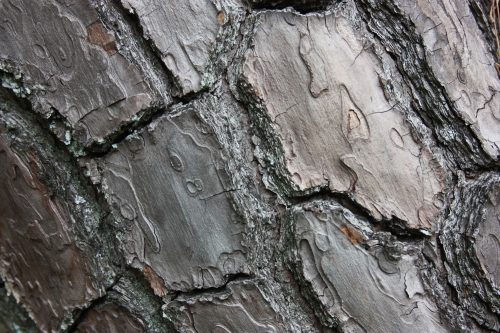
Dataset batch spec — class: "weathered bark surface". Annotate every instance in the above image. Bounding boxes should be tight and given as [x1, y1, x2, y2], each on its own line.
[0, 0, 498, 332]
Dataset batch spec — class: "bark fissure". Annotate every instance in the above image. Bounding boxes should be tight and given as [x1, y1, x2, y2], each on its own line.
[355, 0, 497, 169]
[1, 0, 499, 332]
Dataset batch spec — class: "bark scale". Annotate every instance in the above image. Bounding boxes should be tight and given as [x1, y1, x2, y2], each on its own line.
[0, 0, 499, 332]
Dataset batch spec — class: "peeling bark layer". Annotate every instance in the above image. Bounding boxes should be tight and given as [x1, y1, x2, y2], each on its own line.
[286, 201, 446, 332]
[90, 99, 248, 291]
[439, 173, 500, 330]
[0, 0, 499, 332]
[237, 8, 446, 230]
[0, 0, 164, 149]
[120, 0, 221, 95]
[246, 0, 333, 12]
[74, 304, 144, 333]
[165, 280, 287, 332]
[0, 89, 118, 332]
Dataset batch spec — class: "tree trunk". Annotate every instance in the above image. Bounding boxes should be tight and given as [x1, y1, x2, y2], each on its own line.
[0, 0, 499, 332]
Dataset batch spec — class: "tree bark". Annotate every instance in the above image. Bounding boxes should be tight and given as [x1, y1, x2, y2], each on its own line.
[0, 0, 499, 332]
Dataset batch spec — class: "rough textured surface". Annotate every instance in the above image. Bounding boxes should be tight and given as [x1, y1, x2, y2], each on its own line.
[1, 0, 499, 332]
[74, 303, 144, 333]
[246, 0, 333, 11]
[165, 280, 287, 332]
[103, 270, 176, 333]
[0, 133, 99, 331]
[286, 201, 447, 332]
[92, 99, 247, 291]
[0, 0, 163, 148]
[0, 280, 38, 333]
[238, 9, 445, 230]
[437, 173, 500, 330]
[0, 88, 117, 332]
[395, 0, 500, 159]
[476, 182, 500, 288]
[355, 0, 499, 169]
[120, 0, 221, 95]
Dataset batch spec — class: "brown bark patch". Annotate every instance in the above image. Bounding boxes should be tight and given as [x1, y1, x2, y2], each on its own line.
[339, 225, 364, 245]
[143, 265, 168, 297]
[86, 22, 117, 55]
[217, 11, 225, 25]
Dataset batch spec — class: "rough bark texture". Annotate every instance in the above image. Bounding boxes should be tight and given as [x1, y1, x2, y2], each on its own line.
[0, 0, 499, 332]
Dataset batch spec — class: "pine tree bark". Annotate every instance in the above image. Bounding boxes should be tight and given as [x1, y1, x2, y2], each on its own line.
[0, 0, 499, 332]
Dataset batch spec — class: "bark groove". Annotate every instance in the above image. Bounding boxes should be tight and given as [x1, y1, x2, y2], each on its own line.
[0, 0, 499, 332]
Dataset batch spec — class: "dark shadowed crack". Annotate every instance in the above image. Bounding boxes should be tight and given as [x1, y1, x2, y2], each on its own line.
[75, 89, 209, 157]
[108, 268, 178, 333]
[468, 0, 499, 63]
[67, 267, 178, 333]
[288, 188, 434, 240]
[355, 0, 497, 170]
[0, 84, 126, 331]
[169, 272, 254, 301]
[0, 65, 208, 158]
[90, 0, 176, 100]
[245, 0, 335, 13]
